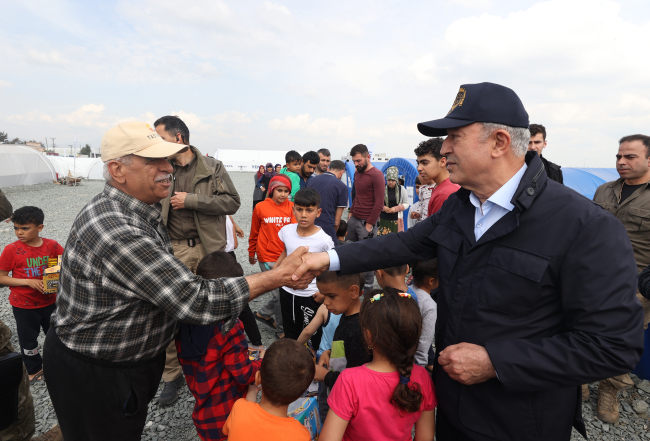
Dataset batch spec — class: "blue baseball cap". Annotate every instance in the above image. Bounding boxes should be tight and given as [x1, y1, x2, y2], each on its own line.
[417, 82, 529, 137]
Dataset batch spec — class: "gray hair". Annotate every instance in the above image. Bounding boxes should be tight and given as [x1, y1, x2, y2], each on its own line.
[103, 155, 134, 182]
[480, 123, 530, 158]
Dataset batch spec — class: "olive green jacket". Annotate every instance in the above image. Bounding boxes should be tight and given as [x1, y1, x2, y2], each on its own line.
[594, 178, 650, 273]
[161, 147, 241, 254]
[0, 189, 12, 221]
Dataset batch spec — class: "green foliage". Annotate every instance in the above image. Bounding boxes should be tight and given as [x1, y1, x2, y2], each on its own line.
[0, 131, 7, 142]
[79, 144, 92, 155]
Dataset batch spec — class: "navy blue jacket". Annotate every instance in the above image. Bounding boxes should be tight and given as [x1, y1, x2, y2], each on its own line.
[307, 172, 349, 243]
[335, 152, 643, 441]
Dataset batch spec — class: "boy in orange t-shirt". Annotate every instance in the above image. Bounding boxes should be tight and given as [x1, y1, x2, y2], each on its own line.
[248, 174, 296, 338]
[223, 339, 313, 441]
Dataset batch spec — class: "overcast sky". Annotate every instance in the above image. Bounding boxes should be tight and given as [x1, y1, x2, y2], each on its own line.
[1, 0, 649, 167]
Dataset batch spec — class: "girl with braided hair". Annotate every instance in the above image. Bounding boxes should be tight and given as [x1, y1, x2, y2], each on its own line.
[320, 287, 436, 441]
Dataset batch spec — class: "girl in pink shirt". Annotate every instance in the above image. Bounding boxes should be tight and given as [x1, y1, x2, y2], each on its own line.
[320, 287, 436, 441]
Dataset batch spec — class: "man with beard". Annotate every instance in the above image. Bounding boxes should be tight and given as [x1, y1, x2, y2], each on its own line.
[592, 134, 650, 423]
[346, 144, 385, 293]
[314, 148, 331, 176]
[298, 151, 319, 189]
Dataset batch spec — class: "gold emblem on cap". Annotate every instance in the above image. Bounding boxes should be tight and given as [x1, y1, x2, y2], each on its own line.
[447, 87, 466, 115]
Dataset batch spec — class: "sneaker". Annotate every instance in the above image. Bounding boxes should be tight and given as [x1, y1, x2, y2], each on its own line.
[581, 384, 590, 402]
[159, 375, 186, 407]
[254, 312, 276, 329]
[597, 380, 619, 424]
[32, 425, 63, 441]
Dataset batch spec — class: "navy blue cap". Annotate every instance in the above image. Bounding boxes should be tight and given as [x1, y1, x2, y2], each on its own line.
[417, 82, 529, 137]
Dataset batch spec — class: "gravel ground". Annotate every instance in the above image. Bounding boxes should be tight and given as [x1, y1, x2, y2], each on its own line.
[1, 173, 649, 440]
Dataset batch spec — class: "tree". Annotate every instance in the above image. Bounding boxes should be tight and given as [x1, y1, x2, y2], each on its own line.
[0, 131, 7, 143]
[9, 138, 22, 144]
[79, 144, 92, 155]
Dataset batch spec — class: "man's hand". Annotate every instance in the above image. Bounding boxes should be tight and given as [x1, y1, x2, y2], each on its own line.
[314, 364, 329, 382]
[234, 225, 244, 238]
[260, 186, 266, 192]
[170, 192, 188, 210]
[292, 252, 330, 284]
[410, 211, 421, 219]
[247, 247, 319, 301]
[438, 343, 497, 385]
[25, 279, 44, 293]
[249, 255, 257, 265]
[364, 222, 373, 233]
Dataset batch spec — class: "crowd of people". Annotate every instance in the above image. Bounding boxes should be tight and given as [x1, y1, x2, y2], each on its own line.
[0, 81, 649, 441]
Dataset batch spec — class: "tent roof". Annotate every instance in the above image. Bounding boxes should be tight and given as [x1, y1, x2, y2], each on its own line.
[0, 145, 56, 187]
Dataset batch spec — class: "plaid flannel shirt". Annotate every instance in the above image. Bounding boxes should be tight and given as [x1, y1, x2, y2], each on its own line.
[177, 320, 261, 441]
[51, 184, 249, 363]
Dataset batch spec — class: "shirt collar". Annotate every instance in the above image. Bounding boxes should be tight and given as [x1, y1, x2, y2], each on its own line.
[103, 183, 164, 225]
[469, 163, 528, 212]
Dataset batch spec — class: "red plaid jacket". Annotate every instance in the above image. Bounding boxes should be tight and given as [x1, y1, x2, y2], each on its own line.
[176, 320, 262, 441]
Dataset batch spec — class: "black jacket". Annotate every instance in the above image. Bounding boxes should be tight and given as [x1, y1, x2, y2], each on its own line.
[541, 155, 563, 184]
[336, 152, 642, 441]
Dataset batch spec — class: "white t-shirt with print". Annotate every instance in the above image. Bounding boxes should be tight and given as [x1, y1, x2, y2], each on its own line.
[278, 224, 334, 296]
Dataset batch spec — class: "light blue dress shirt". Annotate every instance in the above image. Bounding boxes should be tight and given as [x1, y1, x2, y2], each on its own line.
[469, 163, 527, 241]
[327, 163, 528, 271]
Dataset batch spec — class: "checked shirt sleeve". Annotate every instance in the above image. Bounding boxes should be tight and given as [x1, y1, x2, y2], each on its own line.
[105, 232, 249, 332]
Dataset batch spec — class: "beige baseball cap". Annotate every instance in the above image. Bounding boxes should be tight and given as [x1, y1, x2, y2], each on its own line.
[101, 121, 187, 162]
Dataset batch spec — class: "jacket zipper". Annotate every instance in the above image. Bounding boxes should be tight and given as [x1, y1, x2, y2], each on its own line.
[530, 393, 540, 437]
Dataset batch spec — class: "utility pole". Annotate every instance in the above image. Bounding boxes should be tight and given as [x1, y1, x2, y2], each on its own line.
[45, 138, 49, 152]
[50, 138, 56, 153]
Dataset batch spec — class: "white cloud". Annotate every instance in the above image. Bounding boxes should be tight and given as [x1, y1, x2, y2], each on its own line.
[170, 111, 210, 131]
[27, 50, 69, 66]
[61, 104, 105, 127]
[410, 54, 436, 83]
[262, 2, 291, 16]
[0, 80, 12, 88]
[447, 0, 493, 9]
[268, 114, 356, 137]
[213, 111, 252, 124]
[7, 111, 53, 124]
[197, 62, 221, 78]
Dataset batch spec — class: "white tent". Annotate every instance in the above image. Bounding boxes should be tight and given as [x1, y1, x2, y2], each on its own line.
[47, 157, 104, 180]
[0, 145, 57, 187]
[214, 149, 305, 172]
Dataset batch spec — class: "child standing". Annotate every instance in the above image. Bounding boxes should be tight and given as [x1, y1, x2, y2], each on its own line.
[297, 289, 342, 425]
[225, 215, 263, 348]
[176, 251, 263, 441]
[0, 206, 64, 383]
[223, 339, 314, 441]
[275, 188, 334, 346]
[313, 271, 370, 391]
[336, 220, 352, 246]
[279, 150, 302, 201]
[249, 174, 296, 339]
[374, 263, 436, 367]
[320, 287, 436, 441]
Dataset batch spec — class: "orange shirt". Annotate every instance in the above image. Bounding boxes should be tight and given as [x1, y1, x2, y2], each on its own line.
[223, 399, 310, 441]
[248, 198, 296, 263]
